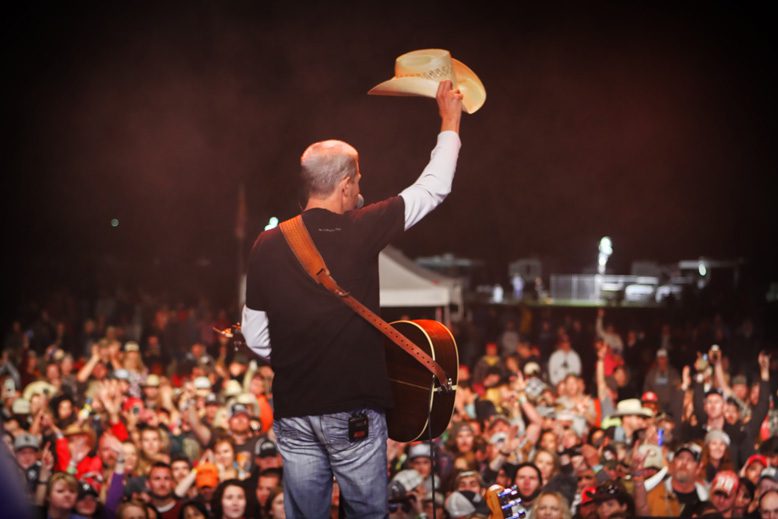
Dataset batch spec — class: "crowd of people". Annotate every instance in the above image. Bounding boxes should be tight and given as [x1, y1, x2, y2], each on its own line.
[2, 289, 777, 518]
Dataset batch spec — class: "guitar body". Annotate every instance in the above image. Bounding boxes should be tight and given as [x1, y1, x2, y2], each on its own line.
[384, 319, 459, 442]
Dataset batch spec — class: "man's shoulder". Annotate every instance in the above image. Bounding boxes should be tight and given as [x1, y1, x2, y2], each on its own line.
[251, 226, 282, 250]
[348, 196, 403, 222]
[248, 227, 287, 266]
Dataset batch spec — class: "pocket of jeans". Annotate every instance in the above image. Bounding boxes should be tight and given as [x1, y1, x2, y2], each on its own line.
[274, 418, 304, 441]
[365, 408, 387, 436]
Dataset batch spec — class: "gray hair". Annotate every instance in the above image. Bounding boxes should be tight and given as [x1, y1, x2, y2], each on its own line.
[300, 140, 359, 198]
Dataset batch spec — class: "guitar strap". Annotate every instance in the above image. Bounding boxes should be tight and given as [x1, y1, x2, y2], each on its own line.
[278, 214, 451, 388]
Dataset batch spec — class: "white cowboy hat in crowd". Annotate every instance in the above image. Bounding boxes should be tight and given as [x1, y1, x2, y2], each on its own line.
[610, 398, 654, 418]
[22, 380, 57, 402]
[368, 49, 486, 114]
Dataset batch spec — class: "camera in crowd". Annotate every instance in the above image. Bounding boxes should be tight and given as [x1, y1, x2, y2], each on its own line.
[388, 469, 424, 513]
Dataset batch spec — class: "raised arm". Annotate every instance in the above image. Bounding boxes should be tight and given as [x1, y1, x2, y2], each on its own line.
[596, 344, 608, 400]
[399, 80, 463, 231]
[595, 308, 606, 340]
[175, 450, 211, 499]
[243, 360, 258, 393]
[705, 346, 730, 399]
[745, 352, 771, 438]
[103, 434, 127, 517]
[179, 387, 212, 447]
[512, 372, 542, 426]
[77, 347, 101, 384]
[0, 351, 21, 388]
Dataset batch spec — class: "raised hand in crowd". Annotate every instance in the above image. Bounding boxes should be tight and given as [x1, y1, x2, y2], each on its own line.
[159, 379, 177, 411]
[693, 351, 709, 374]
[759, 351, 771, 380]
[29, 407, 45, 436]
[34, 442, 54, 506]
[681, 364, 691, 391]
[76, 344, 103, 384]
[708, 344, 722, 365]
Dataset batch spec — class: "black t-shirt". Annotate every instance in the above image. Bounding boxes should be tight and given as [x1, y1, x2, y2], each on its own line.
[675, 487, 701, 509]
[245, 197, 405, 418]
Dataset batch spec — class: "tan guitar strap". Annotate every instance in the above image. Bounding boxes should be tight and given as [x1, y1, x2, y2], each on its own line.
[279, 215, 451, 387]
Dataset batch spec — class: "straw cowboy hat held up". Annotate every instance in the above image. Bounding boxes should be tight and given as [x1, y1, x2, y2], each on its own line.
[368, 49, 486, 114]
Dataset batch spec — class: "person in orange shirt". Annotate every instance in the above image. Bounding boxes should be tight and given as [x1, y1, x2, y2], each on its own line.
[247, 371, 273, 433]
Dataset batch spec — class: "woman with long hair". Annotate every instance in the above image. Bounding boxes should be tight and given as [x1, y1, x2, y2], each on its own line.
[137, 426, 169, 476]
[122, 343, 147, 376]
[699, 430, 734, 483]
[531, 449, 560, 486]
[211, 479, 247, 519]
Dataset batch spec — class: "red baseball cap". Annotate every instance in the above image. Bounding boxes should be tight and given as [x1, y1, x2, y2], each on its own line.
[641, 391, 659, 403]
[580, 486, 597, 505]
[745, 454, 768, 470]
[122, 397, 143, 413]
[711, 470, 739, 497]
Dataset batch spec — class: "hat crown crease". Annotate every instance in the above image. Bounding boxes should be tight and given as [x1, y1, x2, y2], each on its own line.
[396, 58, 454, 83]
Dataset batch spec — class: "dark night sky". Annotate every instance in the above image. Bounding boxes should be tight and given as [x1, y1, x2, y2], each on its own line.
[3, 2, 776, 305]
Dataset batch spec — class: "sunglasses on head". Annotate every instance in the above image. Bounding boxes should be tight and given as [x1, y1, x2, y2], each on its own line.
[598, 483, 622, 496]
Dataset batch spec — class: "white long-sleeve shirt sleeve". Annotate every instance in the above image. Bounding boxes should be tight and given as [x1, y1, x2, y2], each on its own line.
[399, 131, 461, 230]
[242, 305, 271, 360]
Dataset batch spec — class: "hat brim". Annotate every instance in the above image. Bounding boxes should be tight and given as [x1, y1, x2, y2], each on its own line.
[611, 407, 654, 418]
[368, 58, 486, 114]
[674, 447, 701, 461]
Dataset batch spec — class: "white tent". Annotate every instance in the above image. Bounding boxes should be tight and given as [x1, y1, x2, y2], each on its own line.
[379, 246, 464, 322]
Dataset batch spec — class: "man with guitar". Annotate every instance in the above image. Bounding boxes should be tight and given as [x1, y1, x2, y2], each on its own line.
[241, 80, 463, 517]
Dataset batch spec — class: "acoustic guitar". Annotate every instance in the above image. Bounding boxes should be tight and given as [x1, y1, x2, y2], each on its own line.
[384, 319, 459, 442]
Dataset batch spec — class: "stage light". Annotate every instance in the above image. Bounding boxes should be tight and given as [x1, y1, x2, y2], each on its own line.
[698, 262, 707, 277]
[597, 236, 612, 275]
[110, 218, 119, 228]
[264, 217, 279, 231]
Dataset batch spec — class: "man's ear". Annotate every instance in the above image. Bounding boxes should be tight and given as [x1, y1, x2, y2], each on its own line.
[339, 175, 355, 200]
[338, 175, 350, 193]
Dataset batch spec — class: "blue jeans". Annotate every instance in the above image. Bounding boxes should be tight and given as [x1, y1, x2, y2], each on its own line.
[273, 408, 388, 518]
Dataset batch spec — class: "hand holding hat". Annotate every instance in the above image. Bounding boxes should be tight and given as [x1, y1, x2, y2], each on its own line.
[436, 80, 464, 133]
